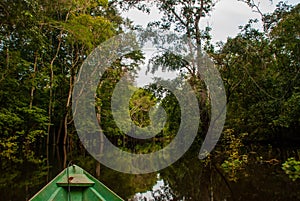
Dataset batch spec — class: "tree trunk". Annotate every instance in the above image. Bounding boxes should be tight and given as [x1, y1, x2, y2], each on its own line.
[47, 10, 70, 145]
[56, 119, 63, 145]
[63, 73, 74, 145]
[47, 34, 62, 145]
[96, 105, 104, 178]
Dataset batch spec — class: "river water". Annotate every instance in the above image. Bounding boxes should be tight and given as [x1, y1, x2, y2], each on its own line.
[1, 143, 300, 201]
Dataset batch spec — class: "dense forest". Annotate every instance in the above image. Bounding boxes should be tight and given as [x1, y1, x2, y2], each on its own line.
[0, 0, 299, 200]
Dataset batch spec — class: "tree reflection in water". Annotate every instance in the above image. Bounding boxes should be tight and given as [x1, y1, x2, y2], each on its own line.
[1, 144, 300, 201]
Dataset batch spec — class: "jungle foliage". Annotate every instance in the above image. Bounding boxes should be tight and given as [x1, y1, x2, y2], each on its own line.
[0, 0, 299, 191]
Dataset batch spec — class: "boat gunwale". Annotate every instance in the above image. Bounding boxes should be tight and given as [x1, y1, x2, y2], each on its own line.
[29, 165, 124, 201]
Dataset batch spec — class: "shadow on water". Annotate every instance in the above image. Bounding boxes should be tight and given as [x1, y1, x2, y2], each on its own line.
[0, 143, 300, 201]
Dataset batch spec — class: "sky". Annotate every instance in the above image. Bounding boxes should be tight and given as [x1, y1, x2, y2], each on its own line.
[120, 0, 299, 86]
[122, 0, 299, 43]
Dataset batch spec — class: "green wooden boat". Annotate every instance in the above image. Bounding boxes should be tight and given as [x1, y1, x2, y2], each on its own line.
[29, 165, 124, 201]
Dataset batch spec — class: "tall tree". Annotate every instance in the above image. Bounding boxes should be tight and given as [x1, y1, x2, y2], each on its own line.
[0, 0, 125, 167]
[116, 0, 219, 143]
[211, 3, 300, 140]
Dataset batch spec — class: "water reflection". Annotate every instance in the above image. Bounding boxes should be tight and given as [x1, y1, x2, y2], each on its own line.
[130, 144, 300, 201]
[131, 177, 171, 201]
[0, 144, 300, 201]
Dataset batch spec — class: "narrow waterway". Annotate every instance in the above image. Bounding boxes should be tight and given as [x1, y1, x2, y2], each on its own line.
[1, 143, 300, 201]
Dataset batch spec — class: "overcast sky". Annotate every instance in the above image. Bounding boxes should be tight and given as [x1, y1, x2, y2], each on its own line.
[122, 0, 299, 43]
[120, 0, 298, 86]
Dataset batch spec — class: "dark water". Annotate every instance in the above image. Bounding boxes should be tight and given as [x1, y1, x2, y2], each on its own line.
[1, 144, 300, 201]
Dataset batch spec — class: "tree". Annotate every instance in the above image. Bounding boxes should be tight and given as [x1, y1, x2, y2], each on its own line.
[0, 0, 126, 169]
[116, 0, 221, 146]
[211, 3, 300, 140]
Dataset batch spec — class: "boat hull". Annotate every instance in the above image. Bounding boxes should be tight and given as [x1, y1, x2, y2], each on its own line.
[29, 165, 124, 201]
